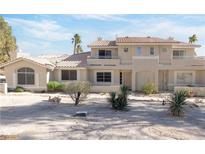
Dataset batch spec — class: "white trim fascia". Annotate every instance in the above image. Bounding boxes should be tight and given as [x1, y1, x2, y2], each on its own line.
[0, 57, 54, 70]
[87, 46, 118, 49]
[133, 56, 159, 59]
[55, 67, 87, 70]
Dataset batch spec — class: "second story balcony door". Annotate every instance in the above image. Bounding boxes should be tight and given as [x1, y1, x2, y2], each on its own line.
[99, 50, 112, 59]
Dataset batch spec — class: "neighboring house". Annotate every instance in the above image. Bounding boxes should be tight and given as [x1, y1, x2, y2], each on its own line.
[0, 36, 205, 93]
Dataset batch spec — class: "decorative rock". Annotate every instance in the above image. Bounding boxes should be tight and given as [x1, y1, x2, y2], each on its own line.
[73, 111, 88, 117]
[48, 96, 61, 103]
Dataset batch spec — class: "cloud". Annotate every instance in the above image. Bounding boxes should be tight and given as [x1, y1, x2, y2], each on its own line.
[71, 14, 128, 22]
[7, 18, 71, 41]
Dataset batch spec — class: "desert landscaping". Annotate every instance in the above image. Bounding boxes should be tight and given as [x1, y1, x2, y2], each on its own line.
[0, 92, 205, 140]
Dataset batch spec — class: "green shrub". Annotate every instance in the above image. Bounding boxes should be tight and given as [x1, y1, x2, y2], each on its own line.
[63, 81, 90, 105]
[108, 85, 128, 110]
[47, 81, 64, 92]
[142, 83, 157, 95]
[169, 90, 187, 116]
[15, 86, 24, 92]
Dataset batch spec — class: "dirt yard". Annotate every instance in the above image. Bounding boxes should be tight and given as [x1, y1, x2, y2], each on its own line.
[0, 92, 205, 139]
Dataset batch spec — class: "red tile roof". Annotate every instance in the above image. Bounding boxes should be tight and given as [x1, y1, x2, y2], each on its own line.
[88, 40, 117, 47]
[57, 52, 91, 68]
[116, 36, 180, 43]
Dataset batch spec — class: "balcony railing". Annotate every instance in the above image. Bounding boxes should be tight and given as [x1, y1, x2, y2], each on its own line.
[173, 56, 205, 60]
[88, 56, 119, 59]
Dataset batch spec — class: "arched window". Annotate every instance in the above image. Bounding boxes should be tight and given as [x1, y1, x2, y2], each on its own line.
[17, 67, 35, 85]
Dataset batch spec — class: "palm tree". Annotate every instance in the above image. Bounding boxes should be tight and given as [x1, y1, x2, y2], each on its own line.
[71, 34, 83, 54]
[189, 34, 198, 44]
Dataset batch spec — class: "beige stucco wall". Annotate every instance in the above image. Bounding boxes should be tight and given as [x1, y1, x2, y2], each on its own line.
[52, 68, 88, 83]
[87, 69, 120, 85]
[135, 71, 157, 91]
[4, 60, 48, 91]
[122, 71, 132, 89]
[118, 45, 173, 64]
[195, 70, 205, 85]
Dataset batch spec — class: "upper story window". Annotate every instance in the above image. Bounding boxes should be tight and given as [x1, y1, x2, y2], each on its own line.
[173, 50, 185, 59]
[61, 70, 77, 81]
[99, 50, 111, 59]
[124, 47, 128, 52]
[150, 47, 155, 56]
[136, 47, 141, 56]
[17, 67, 35, 85]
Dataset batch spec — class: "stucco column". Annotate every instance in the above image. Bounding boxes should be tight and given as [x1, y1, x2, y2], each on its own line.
[132, 71, 136, 91]
[155, 70, 159, 91]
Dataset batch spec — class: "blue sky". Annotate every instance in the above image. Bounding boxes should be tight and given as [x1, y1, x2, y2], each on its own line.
[1, 14, 205, 56]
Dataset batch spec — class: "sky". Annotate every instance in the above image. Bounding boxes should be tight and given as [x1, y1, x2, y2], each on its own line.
[1, 14, 205, 56]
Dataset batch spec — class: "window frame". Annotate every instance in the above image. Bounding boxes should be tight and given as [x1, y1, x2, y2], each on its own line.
[150, 47, 155, 56]
[136, 47, 142, 56]
[175, 71, 195, 86]
[17, 67, 35, 85]
[96, 72, 112, 83]
[173, 50, 185, 59]
[98, 50, 112, 59]
[61, 70, 77, 81]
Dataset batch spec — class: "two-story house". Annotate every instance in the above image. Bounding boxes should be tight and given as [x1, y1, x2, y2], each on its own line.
[87, 36, 204, 92]
[1, 36, 205, 94]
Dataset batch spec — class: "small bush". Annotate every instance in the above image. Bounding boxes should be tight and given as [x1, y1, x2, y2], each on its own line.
[142, 83, 157, 95]
[169, 90, 187, 116]
[15, 86, 24, 92]
[47, 81, 64, 92]
[108, 85, 128, 110]
[63, 81, 90, 105]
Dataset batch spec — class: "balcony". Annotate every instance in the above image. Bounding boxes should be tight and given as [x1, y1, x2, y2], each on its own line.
[87, 56, 120, 66]
[132, 56, 159, 71]
[172, 56, 205, 68]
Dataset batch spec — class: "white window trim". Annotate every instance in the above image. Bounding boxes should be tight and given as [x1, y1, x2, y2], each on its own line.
[16, 67, 35, 86]
[94, 70, 114, 85]
[174, 71, 195, 86]
[135, 47, 142, 56]
[60, 69, 78, 81]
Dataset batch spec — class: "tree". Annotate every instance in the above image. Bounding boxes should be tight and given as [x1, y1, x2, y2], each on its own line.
[71, 33, 83, 54]
[63, 81, 90, 105]
[0, 16, 17, 63]
[189, 34, 198, 44]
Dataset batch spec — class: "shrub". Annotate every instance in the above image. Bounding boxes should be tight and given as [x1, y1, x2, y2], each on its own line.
[142, 83, 157, 95]
[15, 86, 24, 92]
[63, 81, 90, 105]
[47, 81, 64, 92]
[169, 90, 187, 116]
[108, 85, 128, 110]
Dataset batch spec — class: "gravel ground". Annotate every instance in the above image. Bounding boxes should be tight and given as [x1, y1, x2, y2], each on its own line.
[0, 92, 205, 140]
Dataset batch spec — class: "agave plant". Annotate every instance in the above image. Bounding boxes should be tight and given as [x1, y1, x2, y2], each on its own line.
[169, 90, 187, 116]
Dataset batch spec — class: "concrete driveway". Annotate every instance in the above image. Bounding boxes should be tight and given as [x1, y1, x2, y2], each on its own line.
[0, 93, 205, 139]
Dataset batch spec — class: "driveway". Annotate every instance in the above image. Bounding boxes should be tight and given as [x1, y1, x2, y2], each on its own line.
[0, 93, 205, 139]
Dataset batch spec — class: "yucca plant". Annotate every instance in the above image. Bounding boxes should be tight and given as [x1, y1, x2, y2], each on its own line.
[108, 85, 129, 110]
[108, 92, 117, 109]
[169, 90, 187, 116]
